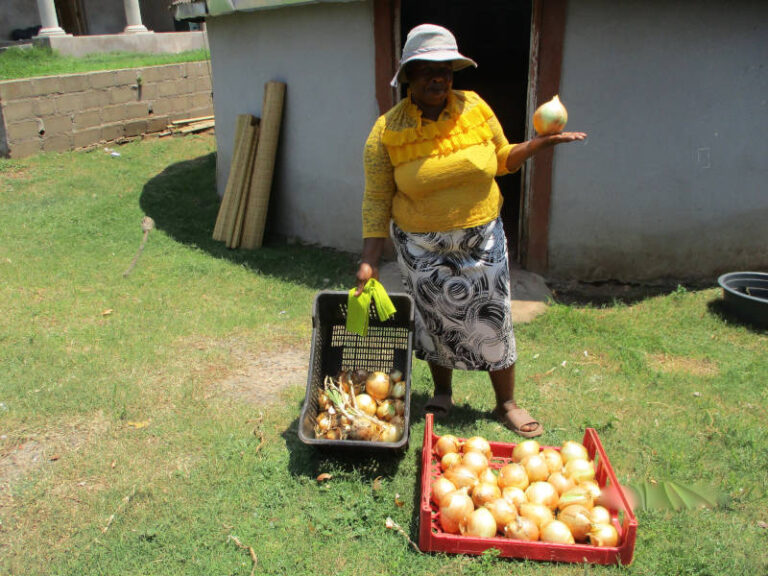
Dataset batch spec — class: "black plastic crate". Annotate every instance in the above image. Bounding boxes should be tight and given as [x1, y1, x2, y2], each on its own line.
[298, 290, 415, 453]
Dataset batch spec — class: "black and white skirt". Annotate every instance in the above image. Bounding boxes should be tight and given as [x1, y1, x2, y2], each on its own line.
[390, 217, 517, 371]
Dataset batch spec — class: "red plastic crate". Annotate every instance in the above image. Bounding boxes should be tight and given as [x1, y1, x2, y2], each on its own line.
[418, 414, 638, 564]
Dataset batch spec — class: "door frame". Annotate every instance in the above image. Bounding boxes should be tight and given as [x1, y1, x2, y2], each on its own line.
[373, 0, 566, 275]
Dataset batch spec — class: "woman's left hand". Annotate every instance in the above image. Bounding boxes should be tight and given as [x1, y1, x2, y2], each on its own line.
[535, 131, 587, 147]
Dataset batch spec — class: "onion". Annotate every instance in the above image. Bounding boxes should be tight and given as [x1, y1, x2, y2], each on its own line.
[525, 481, 559, 510]
[441, 452, 462, 471]
[354, 393, 377, 416]
[522, 454, 550, 483]
[324, 429, 342, 440]
[559, 486, 594, 510]
[431, 476, 457, 507]
[390, 380, 406, 400]
[590, 505, 612, 525]
[485, 498, 517, 532]
[564, 458, 595, 483]
[462, 451, 489, 477]
[461, 507, 498, 538]
[519, 502, 554, 529]
[512, 439, 540, 462]
[379, 423, 401, 443]
[389, 368, 403, 383]
[439, 489, 474, 534]
[376, 399, 396, 421]
[580, 479, 602, 500]
[315, 411, 335, 434]
[392, 399, 405, 416]
[337, 369, 353, 393]
[471, 482, 501, 508]
[462, 436, 492, 460]
[541, 448, 564, 474]
[365, 371, 391, 401]
[348, 419, 377, 441]
[547, 471, 575, 495]
[317, 391, 331, 412]
[560, 440, 588, 464]
[533, 94, 568, 135]
[351, 369, 369, 392]
[558, 504, 592, 542]
[435, 435, 461, 458]
[504, 516, 539, 541]
[444, 465, 479, 491]
[540, 520, 575, 545]
[497, 463, 529, 490]
[501, 486, 527, 509]
[389, 415, 404, 430]
[478, 467, 498, 487]
[589, 523, 619, 547]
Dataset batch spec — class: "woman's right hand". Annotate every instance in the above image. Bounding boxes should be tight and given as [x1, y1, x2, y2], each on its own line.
[355, 262, 378, 296]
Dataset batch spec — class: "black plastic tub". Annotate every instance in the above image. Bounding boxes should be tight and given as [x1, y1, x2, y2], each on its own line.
[717, 271, 768, 328]
[298, 291, 415, 454]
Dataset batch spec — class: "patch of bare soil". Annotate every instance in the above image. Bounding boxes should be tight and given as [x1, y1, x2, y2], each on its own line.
[0, 416, 109, 506]
[647, 353, 720, 377]
[213, 345, 311, 406]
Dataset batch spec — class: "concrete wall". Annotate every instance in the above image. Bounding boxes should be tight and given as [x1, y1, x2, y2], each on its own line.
[0, 61, 213, 158]
[550, 0, 768, 281]
[1, 0, 38, 42]
[206, 1, 377, 253]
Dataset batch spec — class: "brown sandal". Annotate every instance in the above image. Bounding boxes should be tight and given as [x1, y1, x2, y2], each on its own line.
[493, 404, 544, 438]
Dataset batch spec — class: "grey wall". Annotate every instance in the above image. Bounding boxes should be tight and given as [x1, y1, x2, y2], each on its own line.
[549, 0, 768, 282]
[1, 0, 38, 41]
[207, 1, 377, 253]
[82, 0, 127, 35]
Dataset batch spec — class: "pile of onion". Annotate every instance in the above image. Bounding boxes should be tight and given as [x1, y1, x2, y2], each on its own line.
[314, 368, 406, 442]
[432, 433, 621, 547]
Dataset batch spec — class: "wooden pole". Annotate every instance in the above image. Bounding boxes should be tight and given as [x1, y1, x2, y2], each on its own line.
[213, 114, 252, 241]
[240, 82, 286, 250]
[228, 120, 261, 249]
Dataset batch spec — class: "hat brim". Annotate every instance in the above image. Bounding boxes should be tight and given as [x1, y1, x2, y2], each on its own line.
[390, 52, 478, 87]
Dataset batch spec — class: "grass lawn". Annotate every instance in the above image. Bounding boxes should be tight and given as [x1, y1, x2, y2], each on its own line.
[0, 134, 766, 575]
[0, 45, 210, 81]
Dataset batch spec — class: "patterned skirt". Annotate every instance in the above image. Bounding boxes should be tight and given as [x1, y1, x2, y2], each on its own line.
[390, 217, 517, 371]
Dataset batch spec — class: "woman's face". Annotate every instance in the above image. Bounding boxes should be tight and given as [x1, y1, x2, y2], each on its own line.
[406, 61, 454, 111]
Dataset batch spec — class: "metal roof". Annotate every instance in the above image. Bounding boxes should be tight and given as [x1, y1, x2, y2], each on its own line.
[206, 0, 363, 17]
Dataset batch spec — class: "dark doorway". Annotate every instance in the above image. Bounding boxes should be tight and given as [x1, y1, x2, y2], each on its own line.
[400, 1, 532, 263]
[54, 0, 88, 36]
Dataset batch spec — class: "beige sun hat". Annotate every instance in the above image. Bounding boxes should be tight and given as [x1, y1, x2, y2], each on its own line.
[390, 24, 477, 87]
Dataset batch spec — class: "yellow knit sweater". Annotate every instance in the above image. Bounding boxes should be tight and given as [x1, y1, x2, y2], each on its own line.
[362, 90, 517, 237]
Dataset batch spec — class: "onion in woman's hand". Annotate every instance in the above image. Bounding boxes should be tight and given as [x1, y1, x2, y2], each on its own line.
[533, 95, 568, 135]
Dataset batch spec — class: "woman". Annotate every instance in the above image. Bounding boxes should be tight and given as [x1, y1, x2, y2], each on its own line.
[355, 24, 585, 437]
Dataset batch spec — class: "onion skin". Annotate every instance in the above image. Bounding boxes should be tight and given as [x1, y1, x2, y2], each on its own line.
[498, 463, 529, 491]
[522, 454, 550, 483]
[462, 436, 492, 460]
[365, 371, 391, 401]
[560, 440, 589, 464]
[589, 523, 619, 547]
[558, 504, 592, 542]
[471, 482, 502, 508]
[355, 393, 377, 416]
[485, 497, 518, 532]
[547, 471, 576, 495]
[559, 486, 594, 510]
[502, 486, 527, 509]
[564, 458, 596, 483]
[525, 481, 559, 510]
[444, 465, 479, 492]
[462, 451, 489, 477]
[376, 399, 396, 421]
[441, 452, 462, 471]
[439, 489, 474, 534]
[478, 467, 498, 487]
[533, 95, 568, 135]
[504, 516, 540, 541]
[519, 502, 554, 529]
[512, 439, 540, 462]
[541, 448, 564, 474]
[589, 505, 612, 525]
[431, 476, 457, 507]
[390, 380, 406, 400]
[435, 435, 461, 458]
[461, 507, 498, 538]
[540, 519, 575, 545]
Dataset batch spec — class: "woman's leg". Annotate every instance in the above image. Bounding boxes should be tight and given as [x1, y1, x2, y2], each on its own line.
[489, 364, 542, 436]
[424, 361, 453, 414]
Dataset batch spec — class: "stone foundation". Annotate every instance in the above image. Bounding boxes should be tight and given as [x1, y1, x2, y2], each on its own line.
[0, 60, 213, 158]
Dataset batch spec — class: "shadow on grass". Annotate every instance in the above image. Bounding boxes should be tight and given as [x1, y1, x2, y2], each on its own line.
[707, 297, 768, 334]
[138, 152, 355, 289]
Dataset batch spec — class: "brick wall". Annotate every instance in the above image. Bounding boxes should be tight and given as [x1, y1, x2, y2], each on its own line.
[0, 61, 213, 158]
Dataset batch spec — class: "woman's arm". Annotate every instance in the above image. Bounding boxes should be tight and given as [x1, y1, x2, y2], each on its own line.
[506, 131, 587, 172]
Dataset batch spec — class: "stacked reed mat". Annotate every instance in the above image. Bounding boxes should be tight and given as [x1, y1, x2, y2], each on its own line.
[213, 81, 286, 249]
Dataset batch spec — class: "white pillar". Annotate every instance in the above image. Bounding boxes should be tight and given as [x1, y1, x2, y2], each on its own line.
[123, 0, 150, 33]
[35, 0, 67, 37]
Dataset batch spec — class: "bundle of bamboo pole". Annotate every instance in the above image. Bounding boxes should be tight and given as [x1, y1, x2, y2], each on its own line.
[212, 81, 286, 249]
